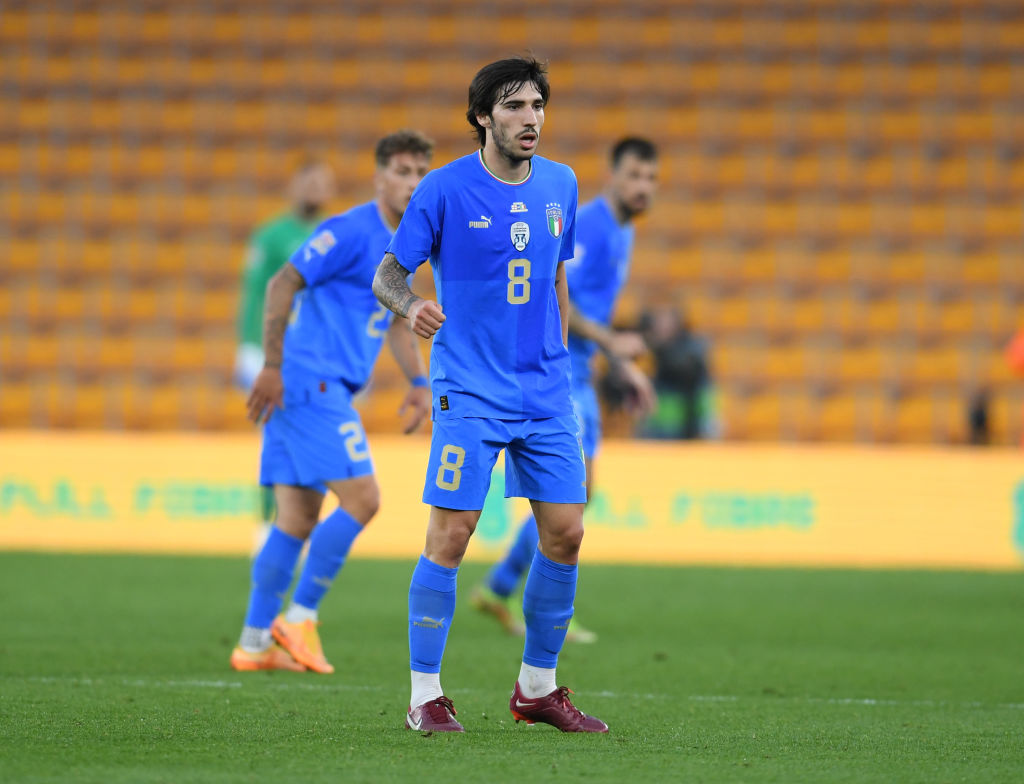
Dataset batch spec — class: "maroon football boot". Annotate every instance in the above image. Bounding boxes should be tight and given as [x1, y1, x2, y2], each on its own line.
[509, 682, 609, 733]
[405, 696, 465, 732]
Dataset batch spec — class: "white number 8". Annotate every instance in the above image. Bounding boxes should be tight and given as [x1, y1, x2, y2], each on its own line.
[506, 259, 531, 304]
[435, 444, 466, 491]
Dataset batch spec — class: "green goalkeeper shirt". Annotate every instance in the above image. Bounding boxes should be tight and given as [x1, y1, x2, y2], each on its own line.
[236, 212, 319, 347]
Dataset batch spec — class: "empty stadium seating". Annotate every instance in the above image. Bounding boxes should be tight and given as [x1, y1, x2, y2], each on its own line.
[2, 0, 1023, 443]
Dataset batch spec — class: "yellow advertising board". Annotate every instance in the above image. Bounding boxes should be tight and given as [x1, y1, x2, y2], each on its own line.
[1, 431, 1022, 570]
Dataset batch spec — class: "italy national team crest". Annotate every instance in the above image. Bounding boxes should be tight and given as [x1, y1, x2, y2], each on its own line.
[546, 203, 564, 238]
[510, 221, 530, 252]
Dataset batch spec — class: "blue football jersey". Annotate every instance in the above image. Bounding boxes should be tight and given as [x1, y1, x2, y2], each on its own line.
[282, 201, 397, 397]
[387, 151, 578, 420]
[565, 196, 635, 386]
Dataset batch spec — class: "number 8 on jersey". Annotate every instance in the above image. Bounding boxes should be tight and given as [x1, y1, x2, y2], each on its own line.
[506, 259, 531, 304]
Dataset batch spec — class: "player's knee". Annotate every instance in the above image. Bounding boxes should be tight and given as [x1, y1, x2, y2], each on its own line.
[425, 510, 477, 565]
[442, 514, 475, 548]
[357, 486, 381, 524]
[544, 521, 584, 561]
[562, 523, 585, 555]
[345, 483, 381, 525]
[329, 476, 381, 525]
[275, 505, 320, 539]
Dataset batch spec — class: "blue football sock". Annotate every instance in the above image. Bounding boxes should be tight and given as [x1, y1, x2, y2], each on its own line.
[291, 507, 364, 610]
[522, 550, 577, 669]
[486, 514, 540, 597]
[408, 555, 458, 674]
[243, 526, 304, 629]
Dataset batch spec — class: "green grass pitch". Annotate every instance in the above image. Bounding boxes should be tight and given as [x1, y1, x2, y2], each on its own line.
[1, 551, 1022, 783]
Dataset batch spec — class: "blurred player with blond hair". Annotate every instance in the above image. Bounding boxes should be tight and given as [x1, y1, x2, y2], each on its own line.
[235, 160, 336, 529]
[230, 131, 434, 673]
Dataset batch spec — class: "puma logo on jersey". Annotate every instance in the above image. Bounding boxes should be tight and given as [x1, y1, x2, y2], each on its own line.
[468, 215, 493, 228]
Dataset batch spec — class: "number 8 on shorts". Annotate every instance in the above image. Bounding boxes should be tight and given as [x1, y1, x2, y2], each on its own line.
[435, 445, 466, 491]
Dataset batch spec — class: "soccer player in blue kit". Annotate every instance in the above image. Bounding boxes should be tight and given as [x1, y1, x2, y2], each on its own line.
[373, 57, 608, 733]
[472, 138, 660, 643]
[230, 131, 434, 674]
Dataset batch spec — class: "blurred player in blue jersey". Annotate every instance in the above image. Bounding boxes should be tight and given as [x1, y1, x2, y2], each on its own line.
[235, 160, 336, 543]
[472, 137, 660, 643]
[373, 57, 608, 733]
[229, 130, 434, 674]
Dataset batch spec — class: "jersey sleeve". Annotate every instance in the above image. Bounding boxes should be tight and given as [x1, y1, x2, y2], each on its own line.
[288, 218, 350, 287]
[558, 170, 579, 263]
[386, 171, 442, 273]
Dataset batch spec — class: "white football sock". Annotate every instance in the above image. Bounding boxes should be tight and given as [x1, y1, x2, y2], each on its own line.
[284, 603, 318, 624]
[410, 670, 444, 708]
[518, 662, 557, 698]
[239, 626, 272, 653]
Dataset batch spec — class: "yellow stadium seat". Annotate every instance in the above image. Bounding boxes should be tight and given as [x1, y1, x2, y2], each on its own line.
[906, 343, 965, 386]
[714, 339, 760, 384]
[835, 343, 887, 385]
[761, 340, 807, 384]
[849, 296, 896, 336]
[809, 391, 858, 442]
[0, 380, 32, 427]
[67, 382, 108, 428]
[729, 390, 785, 442]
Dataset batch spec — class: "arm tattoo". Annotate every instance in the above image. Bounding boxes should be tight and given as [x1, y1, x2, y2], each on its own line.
[262, 264, 305, 366]
[373, 254, 421, 318]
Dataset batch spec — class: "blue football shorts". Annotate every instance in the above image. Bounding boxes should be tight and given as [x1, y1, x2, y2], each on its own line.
[422, 415, 587, 510]
[571, 382, 601, 461]
[260, 382, 374, 494]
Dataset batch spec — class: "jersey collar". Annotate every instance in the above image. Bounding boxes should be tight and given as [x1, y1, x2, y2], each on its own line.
[477, 149, 533, 185]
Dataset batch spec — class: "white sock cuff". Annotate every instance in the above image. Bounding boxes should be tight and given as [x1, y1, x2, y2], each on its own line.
[518, 662, 557, 698]
[239, 626, 272, 653]
[284, 603, 318, 624]
[410, 670, 444, 708]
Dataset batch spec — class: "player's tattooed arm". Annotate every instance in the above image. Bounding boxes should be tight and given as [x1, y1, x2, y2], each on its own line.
[246, 263, 305, 423]
[261, 263, 306, 367]
[374, 254, 445, 339]
[373, 254, 421, 317]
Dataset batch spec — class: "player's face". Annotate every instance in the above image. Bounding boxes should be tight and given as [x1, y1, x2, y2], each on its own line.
[290, 164, 336, 215]
[479, 82, 545, 162]
[609, 153, 659, 220]
[376, 151, 432, 219]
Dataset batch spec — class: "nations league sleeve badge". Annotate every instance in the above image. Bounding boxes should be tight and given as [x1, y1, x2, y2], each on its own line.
[511, 221, 530, 252]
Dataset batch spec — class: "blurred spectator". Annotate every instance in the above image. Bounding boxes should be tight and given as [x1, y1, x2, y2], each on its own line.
[234, 159, 337, 389]
[966, 387, 990, 446]
[635, 305, 716, 440]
